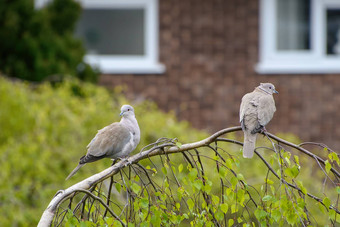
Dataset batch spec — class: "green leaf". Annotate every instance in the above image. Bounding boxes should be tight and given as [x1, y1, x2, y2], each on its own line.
[140, 198, 149, 209]
[177, 187, 185, 200]
[113, 220, 124, 227]
[228, 219, 234, 226]
[140, 222, 149, 227]
[262, 195, 272, 202]
[150, 210, 161, 226]
[203, 180, 212, 193]
[336, 186, 340, 194]
[329, 209, 336, 221]
[212, 195, 220, 205]
[266, 179, 274, 185]
[237, 173, 245, 181]
[230, 176, 238, 189]
[188, 168, 198, 181]
[178, 163, 183, 173]
[131, 183, 141, 194]
[323, 197, 331, 208]
[237, 189, 246, 205]
[115, 183, 121, 193]
[215, 211, 224, 221]
[161, 166, 167, 175]
[325, 160, 331, 174]
[221, 203, 229, 213]
[176, 142, 182, 148]
[187, 198, 194, 211]
[175, 202, 181, 210]
[287, 213, 297, 225]
[193, 180, 203, 190]
[318, 202, 326, 214]
[284, 165, 299, 178]
[231, 204, 238, 214]
[270, 185, 275, 195]
[271, 209, 281, 222]
[226, 159, 233, 169]
[328, 151, 340, 165]
[254, 209, 267, 220]
[219, 167, 227, 178]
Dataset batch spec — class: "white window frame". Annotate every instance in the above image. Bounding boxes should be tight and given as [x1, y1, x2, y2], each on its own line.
[35, 0, 165, 74]
[256, 0, 340, 74]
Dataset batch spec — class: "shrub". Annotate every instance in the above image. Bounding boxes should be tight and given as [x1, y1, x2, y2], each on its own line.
[0, 76, 206, 226]
[0, 0, 98, 82]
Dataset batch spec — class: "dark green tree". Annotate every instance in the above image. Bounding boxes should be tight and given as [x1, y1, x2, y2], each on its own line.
[0, 0, 98, 82]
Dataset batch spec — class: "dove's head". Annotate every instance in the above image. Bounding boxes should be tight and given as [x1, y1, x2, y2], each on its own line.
[120, 104, 135, 117]
[259, 83, 278, 95]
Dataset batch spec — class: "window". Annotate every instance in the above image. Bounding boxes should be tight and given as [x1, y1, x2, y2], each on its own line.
[257, 0, 340, 74]
[35, 0, 165, 74]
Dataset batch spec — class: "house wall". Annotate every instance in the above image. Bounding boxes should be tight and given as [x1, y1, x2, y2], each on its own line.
[99, 0, 340, 149]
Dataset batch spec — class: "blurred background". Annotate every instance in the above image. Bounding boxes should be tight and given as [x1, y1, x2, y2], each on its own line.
[0, 0, 339, 225]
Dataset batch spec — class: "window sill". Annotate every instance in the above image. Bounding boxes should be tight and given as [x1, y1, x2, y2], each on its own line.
[255, 60, 340, 74]
[84, 55, 166, 74]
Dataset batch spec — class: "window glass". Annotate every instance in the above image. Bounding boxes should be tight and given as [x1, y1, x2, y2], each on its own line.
[326, 9, 340, 55]
[75, 9, 145, 55]
[276, 0, 311, 50]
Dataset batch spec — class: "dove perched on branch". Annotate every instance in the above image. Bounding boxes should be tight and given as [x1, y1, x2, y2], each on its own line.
[239, 83, 278, 158]
[66, 104, 140, 180]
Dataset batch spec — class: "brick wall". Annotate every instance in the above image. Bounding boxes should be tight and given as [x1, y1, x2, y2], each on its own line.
[99, 0, 340, 149]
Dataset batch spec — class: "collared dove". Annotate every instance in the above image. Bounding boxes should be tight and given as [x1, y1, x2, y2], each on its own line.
[239, 83, 278, 158]
[66, 104, 140, 180]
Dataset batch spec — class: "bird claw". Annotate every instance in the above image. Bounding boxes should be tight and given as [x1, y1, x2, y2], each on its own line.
[260, 127, 267, 133]
[117, 157, 133, 167]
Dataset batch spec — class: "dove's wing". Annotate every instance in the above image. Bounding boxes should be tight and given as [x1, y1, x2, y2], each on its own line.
[83, 123, 132, 163]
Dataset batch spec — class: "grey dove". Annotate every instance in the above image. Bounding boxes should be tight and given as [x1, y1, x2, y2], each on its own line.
[239, 83, 278, 158]
[66, 104, 140, 180]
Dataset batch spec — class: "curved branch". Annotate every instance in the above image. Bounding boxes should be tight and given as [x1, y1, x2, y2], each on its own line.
[73, 189, 126, 226]
[38, 126, 339, 226]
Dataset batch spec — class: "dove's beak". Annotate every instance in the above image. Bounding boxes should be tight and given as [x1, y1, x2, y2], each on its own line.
[274, 89, 279, 94]
[119, 111, 123, 116]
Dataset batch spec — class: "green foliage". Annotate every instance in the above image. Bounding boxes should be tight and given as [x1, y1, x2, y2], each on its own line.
[0, 76, 206, 226]
[1, 76, 339, 226]
[0, 0, 98, 82]
[62, 138, 340, 227]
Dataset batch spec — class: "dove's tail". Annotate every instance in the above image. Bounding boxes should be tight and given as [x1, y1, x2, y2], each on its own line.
[66, 163, 85, 180]
[243, 132, 257, 158]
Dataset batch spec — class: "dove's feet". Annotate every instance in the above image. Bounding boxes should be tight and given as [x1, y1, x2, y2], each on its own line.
[114, 157, 133, 166]
[111, 159, 118, 166]
[123, 157, 133, 167]
[251, 125, 265, 134]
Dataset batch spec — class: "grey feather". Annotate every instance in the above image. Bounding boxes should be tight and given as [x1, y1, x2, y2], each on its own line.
[239, 83, 278, 158]
[65, 163, 85, 180]
[66, 104, 140, 180]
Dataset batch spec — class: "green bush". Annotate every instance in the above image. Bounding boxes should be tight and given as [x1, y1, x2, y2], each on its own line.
[0, 76, 206, 226]
[1, 76, 337, 226]
[0, 0, 98, 82]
